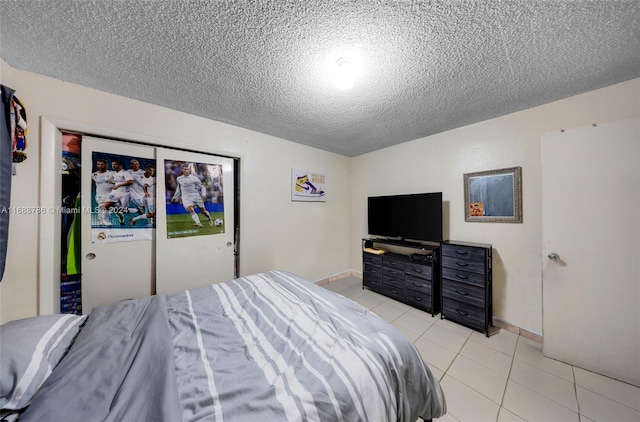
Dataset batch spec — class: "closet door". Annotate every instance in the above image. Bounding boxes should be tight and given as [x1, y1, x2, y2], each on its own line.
[155, 148, 235, 292]
[81, 137, 155, 313]
[81, 138, 236, 311]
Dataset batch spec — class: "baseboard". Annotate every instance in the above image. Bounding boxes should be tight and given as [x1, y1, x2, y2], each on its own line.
[347, 270, 543, 343]
[314, 270, 359, 286]
[492, 318, 543, 343]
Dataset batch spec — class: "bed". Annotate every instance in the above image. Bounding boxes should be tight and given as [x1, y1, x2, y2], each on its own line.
[1, 270, 446, 421]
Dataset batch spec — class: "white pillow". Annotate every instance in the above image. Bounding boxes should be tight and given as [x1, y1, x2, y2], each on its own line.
[0, 314, 86, 412]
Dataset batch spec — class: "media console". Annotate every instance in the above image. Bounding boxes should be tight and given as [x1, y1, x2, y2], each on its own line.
[362, 238, 441, 316]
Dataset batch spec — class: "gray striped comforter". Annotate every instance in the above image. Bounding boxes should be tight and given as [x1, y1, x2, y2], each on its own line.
[22, 271, 446, 421]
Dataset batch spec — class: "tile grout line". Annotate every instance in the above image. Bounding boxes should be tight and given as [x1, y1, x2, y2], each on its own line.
[444, 331, 470, 374]
[457, 336, 513, 379]
[571, 366, 581, 419]
[504, 364, 583, 417]
[333, 279, 640, 421]
[453, 335, 513, 419]
[497, 335, 518, 419]
[572, 367, 640, 414]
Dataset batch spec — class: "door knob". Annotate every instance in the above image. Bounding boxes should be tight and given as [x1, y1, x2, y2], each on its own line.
[547, 252, 560, 261]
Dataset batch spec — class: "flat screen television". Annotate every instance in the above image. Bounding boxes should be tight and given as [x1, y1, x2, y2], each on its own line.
[367, 192, 443, 243]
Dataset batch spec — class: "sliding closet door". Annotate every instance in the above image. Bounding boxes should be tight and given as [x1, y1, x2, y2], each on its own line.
[81, 137, 155, 313]
[81, 137, 235, 311]
[155, 147, 235, 293]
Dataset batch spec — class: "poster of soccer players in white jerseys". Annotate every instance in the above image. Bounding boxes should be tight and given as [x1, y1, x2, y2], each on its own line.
[164, 160, 225, 239]
[90, 151, 156, 243]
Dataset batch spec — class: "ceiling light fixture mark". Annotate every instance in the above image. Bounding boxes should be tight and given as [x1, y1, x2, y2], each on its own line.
[333, 56, 358, 91]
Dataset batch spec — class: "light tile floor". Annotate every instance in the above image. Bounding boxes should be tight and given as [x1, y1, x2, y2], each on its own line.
[321, 276, 640, 422]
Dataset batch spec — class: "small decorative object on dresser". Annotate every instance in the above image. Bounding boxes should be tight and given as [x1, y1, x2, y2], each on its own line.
[440, 240, 493, 336]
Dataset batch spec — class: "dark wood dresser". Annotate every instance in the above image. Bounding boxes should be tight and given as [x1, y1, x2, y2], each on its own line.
[362, 238, 440, 316]
[440, 240, 492, 336]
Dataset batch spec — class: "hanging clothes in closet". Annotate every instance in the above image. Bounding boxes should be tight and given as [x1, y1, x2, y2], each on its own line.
[60, 133, 82, 314]
[0, 84, 29, 282]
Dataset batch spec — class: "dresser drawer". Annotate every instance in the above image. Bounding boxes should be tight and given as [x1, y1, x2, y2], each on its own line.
[441, 256, 486, 275]
[441, 244, 486, 262]
[405, 274, 432, 295]
[363, 274, 382, 291]
[405, 262, 432, 280]
[363, 253, 382, 266]
[382, 255, 406, 271]
[442, 266, 485, 288]
[363, 263, 382, 280]
[382, 274, 403, 288]
[381, 283, 404, 301]
[383, 266, 404, 279]
[442, 298, 485, 332]
[442, 280, 484, 308]
[405, 289, 432, 313]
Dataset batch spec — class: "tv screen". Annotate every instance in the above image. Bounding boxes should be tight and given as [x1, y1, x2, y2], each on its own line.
[367, 192, 443, 243]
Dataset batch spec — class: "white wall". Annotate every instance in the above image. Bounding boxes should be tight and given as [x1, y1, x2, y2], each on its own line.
[2, 56, 638, 336]
[0, 60, 352, 323]
[351, 77, 640, 334]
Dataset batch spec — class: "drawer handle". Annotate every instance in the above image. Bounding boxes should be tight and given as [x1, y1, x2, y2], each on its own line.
[455, 289, 468, 296]
[414, 283, 424, 288]
[413, 268, 423, 273]
[456, 309, 469, 316]
[413, 296, 423, 302]
[455, 273, 468, 280]
[455, 262, 469, 267]
[455, 250, 469, 256]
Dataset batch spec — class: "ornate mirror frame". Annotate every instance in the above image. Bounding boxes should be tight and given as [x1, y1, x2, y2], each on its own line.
[464, 166, 522, 223]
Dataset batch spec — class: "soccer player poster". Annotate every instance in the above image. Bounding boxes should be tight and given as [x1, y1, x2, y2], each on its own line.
[164, 160, 225, 239]
[90, 151, 156, 243]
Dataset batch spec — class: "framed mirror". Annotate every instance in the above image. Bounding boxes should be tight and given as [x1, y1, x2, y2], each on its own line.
[464, 166, 522, 223]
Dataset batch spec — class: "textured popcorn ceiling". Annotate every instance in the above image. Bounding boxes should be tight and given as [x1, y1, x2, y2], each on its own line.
[1, 1, 639, 156]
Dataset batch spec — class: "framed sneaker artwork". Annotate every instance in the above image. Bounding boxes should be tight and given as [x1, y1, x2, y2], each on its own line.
[291, 169, 326, 202]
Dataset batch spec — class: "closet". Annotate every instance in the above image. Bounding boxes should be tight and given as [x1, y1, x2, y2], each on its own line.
[56, 131, 237, 314]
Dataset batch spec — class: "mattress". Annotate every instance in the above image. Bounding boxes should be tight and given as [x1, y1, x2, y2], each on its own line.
[2, 270, 446, 421]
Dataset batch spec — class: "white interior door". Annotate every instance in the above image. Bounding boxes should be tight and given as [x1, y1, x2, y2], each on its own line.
[542, 118, 639, 386]
[155, 147, 235, 293]
[81, 136, 155, 313]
